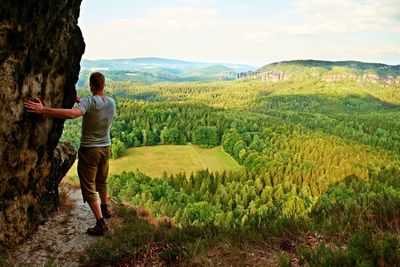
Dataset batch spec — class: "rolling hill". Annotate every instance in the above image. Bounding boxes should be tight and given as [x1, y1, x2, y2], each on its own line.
[238, 59, 400, 82]
[77, 57, 257, 86]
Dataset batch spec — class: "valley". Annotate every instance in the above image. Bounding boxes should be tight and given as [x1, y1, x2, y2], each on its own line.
[61, 59, 400, 266]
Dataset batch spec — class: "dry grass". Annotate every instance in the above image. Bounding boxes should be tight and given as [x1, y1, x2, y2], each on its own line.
[60, 175, 80, 189]
[110, 241, 170, 267]
[188, 240, 281, 267]
[119, 201, 172, 229]
[58, 183, 76, 213]
[188, 232, 327, 267]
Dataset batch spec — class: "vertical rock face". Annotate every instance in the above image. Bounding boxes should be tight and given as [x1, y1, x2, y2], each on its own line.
[0, 0, 85, 248]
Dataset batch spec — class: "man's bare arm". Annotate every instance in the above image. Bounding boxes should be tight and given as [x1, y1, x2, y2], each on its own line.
[24, 98, 82, 119]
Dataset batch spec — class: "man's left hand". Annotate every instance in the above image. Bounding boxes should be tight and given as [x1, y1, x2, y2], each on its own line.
[24, 98, 44, 114]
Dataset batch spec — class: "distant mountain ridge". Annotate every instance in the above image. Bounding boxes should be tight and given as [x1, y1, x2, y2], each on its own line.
[238, 60, 400, 83]
[78, 58, 400, 85]
[81, 57, 257, 72]
[78, 57, 257, 85]
[261, 60, 400, 75]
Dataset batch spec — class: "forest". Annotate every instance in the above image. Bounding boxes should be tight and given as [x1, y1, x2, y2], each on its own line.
[62, 61, 400, 265]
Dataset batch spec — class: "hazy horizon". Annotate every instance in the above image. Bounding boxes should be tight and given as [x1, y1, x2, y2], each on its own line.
[78, 0, 400, 66]
[80, 56, 400, 68]
[81, 56, 261, 68]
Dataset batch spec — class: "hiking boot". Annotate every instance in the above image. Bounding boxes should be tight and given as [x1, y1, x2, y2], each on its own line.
[101, 204, 112, 219]
[87, 222, 109, 236]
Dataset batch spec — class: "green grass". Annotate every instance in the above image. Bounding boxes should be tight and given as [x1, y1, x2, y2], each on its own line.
[65, 145, 241, 180]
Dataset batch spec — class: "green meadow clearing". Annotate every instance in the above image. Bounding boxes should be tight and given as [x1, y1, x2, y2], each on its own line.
[65, 144, 241, 180]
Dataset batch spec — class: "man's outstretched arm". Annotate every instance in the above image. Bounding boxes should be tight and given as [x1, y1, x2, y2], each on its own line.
[24, 98, 82, 119]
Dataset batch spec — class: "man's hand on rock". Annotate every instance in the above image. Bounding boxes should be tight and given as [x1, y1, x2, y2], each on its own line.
[24, 98, 44, 114]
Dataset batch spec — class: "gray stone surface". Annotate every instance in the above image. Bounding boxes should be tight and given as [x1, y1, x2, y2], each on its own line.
[0, 0, 85, 248]
[10, 187, 97, 267]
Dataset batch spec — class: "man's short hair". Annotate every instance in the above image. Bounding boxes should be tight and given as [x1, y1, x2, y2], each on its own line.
[89, 72, 105, 90]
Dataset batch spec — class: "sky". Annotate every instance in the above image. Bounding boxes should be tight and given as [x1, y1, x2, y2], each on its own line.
[79, 0, 400, 66]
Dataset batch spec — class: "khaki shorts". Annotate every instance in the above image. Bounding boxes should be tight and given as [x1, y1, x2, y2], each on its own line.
[77, 146, 110, 203]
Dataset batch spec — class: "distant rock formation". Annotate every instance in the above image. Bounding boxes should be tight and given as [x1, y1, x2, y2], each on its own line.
[217, 71, 237, 79]
[237, 71, 400, 84]
[324, 74, 400, 84]
[237, 71, 288, 81]
[0, 0, 85, 248]
[237, 71, 259, 80]
[238, 60, 400, 84]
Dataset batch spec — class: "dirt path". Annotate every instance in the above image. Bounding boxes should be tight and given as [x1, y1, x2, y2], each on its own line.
[10, 187, 98, 267]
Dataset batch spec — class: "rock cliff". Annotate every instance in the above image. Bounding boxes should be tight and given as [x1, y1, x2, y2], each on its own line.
[237, 71, 287, 81]
[237, 70, 400, 84]
[0, 0, 84, 248]
[237, 60, 400, 83]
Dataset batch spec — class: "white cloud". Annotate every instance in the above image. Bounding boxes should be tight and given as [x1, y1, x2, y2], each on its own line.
[150, 7, 217, 30]
[152, 6, 217, 18]
[291, 0, 400, 34]
[233, 4, 253, 10]
[176, 0, 219, 3]
[82, 7, 220, 60]
[80, 1, 400, 65]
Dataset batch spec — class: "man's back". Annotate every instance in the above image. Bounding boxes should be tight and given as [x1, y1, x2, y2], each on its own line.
[77, 95, 116, 147]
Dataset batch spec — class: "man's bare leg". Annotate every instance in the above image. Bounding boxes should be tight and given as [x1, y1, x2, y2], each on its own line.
[99, 190, 112, 218]
[88, 200, 102, 219]
[99, 191, 108, 205]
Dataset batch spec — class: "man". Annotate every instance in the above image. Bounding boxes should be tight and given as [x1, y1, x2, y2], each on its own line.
[24, 72, 116, 236]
